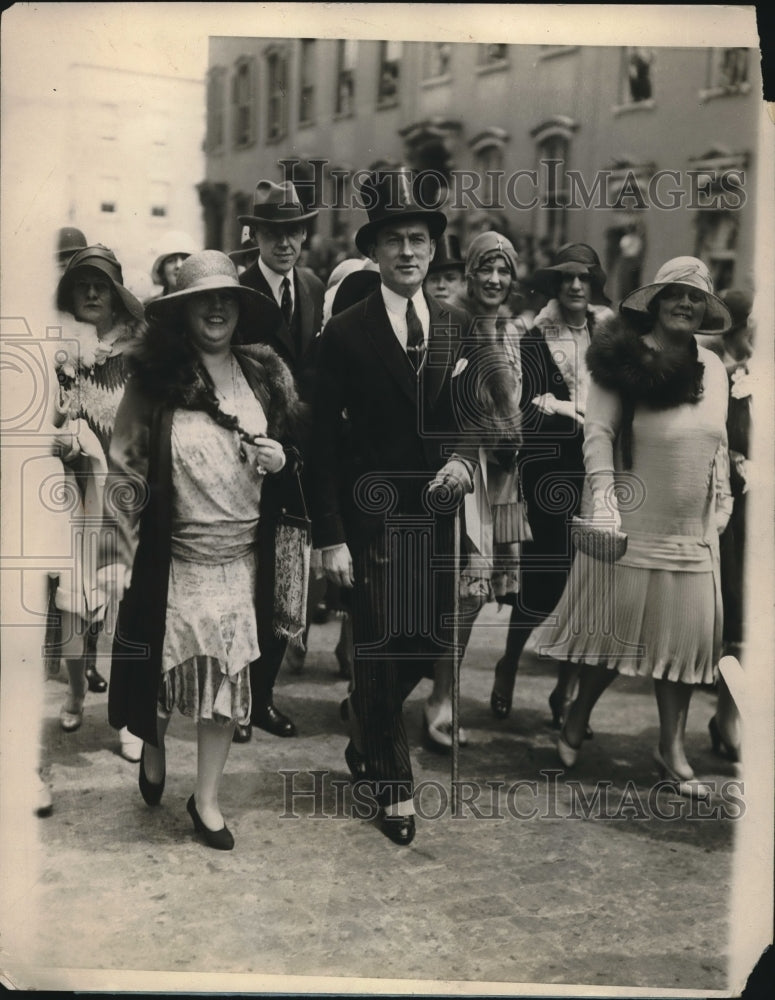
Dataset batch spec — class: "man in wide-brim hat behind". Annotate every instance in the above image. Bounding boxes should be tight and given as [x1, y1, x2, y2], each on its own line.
[310, 168, 475, 846]
[233, 179, 325, 744]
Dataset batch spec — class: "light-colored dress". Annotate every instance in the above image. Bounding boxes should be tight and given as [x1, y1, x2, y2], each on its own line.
[530, 345, 731, 684]
[159, 359, 268, 724]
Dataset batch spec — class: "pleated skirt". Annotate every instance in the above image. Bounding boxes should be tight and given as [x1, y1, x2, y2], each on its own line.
[529, 551, 718, 685]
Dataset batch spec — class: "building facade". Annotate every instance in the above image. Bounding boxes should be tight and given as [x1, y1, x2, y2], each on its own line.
[65, 63, 206, 290]
[201, 38, 760, 301]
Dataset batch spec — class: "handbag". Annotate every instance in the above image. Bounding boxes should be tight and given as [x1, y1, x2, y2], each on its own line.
[273, 467, 312, 648]
[571, 516, 628, 563]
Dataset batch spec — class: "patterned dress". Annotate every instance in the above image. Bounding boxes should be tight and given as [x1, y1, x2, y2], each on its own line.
[159, 358, 268, 725]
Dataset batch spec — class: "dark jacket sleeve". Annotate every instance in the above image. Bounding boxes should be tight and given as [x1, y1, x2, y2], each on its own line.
[308, 316, 348, 548]
[103, 376, 153, 573]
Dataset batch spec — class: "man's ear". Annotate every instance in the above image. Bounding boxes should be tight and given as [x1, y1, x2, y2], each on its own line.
[367, 244, 378, 265]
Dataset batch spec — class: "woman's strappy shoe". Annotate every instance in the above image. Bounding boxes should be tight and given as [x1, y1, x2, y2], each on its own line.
[653, 748, 712, 801]
[490, 657, 517, 719]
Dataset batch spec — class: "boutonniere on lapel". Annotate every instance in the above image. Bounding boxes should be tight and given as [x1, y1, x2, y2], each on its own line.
[451, 357, 468, 378]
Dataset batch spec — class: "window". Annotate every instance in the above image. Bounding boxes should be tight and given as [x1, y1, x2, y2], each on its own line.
[477, 44, 508, 69]
[470, 129, 509, 206]
[298, 39, 316, 125]
[377, 40, 402, 104]
[148, 111, 168, 148]
[700, 48, 751, 101]
[149, 180, 170, 219]
[695, 212, 739, 293]
[617, 47, 655, 107]
[232, 57, 256, 148]
[98, 177, 119, 214]
[329, 168, 349, 239]
[335, 39, 357, 116]
[266, 47, 288, 141]
[206, 67, 226, 152]
[423, 42, 451, 80]
[530, 118, 578, 250]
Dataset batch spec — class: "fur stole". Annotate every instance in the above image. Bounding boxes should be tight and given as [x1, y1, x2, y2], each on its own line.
[586, 315, 704, 407]
[586, 315, 705, 469]
[129, 324, 304, 443]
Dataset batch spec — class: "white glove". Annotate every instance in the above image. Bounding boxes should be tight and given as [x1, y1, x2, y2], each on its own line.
[590, 490, 622, 533]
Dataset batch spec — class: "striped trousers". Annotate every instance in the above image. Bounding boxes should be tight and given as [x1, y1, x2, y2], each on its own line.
[350, 518, 454, 808]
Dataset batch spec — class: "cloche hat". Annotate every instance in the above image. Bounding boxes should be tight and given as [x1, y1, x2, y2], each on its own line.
[145, 250, 281, 332]
[56, 226, 87, 264]
[532, 242, 610, 305]
[238, 180, 318, 227]
[355, 168, 447, 255]
[56, 245, 144, 322]
[150, 231, 198, 285]
[465, 231, 519, 282]
[620, 256, 732, 334]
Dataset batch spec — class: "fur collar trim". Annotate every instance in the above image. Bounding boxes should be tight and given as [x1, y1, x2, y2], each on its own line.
[586, 315, 704, 409]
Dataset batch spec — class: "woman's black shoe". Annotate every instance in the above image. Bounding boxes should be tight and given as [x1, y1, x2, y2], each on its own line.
[380, 812, 416, 846]
[138, 745, 164, 807]
[490, 657, 516, 719]
[708, 716, 740, 763]
[85, 665, 108, 693]
[548, 689, 594, 740]
[186, 795, 234, 851]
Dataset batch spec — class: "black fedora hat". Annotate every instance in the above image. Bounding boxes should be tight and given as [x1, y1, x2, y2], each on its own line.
[355, 169, 447, 255]
[532, 242, 610, 305]
[427, 234, 464, 275]
[238, 180, 318, 227]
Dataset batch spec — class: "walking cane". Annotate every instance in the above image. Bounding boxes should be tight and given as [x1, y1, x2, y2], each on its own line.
[451, 503, 461, 815]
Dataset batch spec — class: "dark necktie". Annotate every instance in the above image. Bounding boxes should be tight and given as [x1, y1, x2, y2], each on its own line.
[405, 297, 425, 372]
[280, 276, 293, 329]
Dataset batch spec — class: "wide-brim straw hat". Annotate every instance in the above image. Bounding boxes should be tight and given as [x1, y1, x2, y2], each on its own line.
[620, 256, 732, 334]
[355, 169, 447, 255]
[56, 245, 144, 322]
[238, 180, 318, 227]
[150, 231, 199, 285]
[145, 249, 281, 332]
[532, 242, 610, 305]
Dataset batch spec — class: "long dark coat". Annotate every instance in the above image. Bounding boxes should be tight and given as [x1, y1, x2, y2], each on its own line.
[106, 344, 305, 746]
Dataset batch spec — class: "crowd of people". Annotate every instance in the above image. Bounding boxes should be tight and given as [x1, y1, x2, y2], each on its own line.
[39, 168, 752, 848]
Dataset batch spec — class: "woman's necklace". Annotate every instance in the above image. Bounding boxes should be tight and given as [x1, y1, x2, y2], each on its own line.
[213, 353, 238, 404]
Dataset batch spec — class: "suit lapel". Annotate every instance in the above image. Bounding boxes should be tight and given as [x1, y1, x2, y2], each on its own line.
[422, 295, 455, 408]
[294, 270, 315, 355]
[366, 291, 417, 405]
[252, 264, 297, 361]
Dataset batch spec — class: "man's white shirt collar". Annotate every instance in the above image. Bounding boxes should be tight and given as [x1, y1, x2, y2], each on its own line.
[259, 257, 294, 309]
[380, 284, 429, 350]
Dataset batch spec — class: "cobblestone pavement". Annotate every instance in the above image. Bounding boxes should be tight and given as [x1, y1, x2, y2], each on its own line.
[4, 605, 745, 993]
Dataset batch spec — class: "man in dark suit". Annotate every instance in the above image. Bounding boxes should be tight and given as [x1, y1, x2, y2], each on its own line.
[310, 170, 474, 845]
[234, 180, 324, 742]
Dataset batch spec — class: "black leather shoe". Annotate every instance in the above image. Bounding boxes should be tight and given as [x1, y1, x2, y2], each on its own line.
[138, 745, 164, 807]
[186, 795, 234, 851]
[344, 740, 368, 780]
[252, 702, 297, 738]
[380, 811, 416, 846]
[85, 665, 108, 693]
[232, 723, 252, 743]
